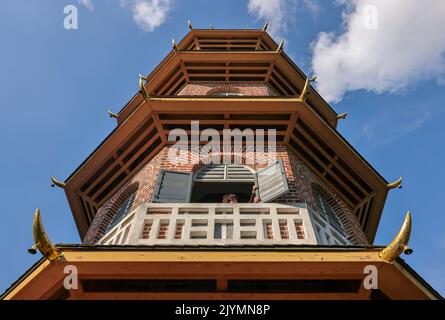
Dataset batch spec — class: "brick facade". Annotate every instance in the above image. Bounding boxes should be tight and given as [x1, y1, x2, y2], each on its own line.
[83, 145, 368, 245]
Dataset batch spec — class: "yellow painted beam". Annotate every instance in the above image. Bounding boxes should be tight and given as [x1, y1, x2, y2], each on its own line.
[1, 259, 50, 300]
[61, 249, 383, 263]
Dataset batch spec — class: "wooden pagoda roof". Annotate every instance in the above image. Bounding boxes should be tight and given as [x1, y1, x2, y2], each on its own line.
[117, 29, 339, 127]
[61, 29, 393, 243]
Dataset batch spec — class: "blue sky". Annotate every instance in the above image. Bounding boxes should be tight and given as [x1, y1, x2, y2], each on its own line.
[0, 0, 444, 295]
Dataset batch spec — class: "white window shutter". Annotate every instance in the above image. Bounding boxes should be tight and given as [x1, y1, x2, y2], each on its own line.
[152, 170, 193, 203]
[194, 164, 225, 181]
[255, 160, 289, 202]
[194, 164, 254, 182]
[226, 164, 255, 182]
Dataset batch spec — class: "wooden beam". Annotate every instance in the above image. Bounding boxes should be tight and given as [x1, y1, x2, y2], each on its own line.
[151, 111, 168, 144]
[91, 133, 161, 204]
[290, 134, 362, 206]
[160, 119, 289, 125]
[284, 112, 298, 144]
[296, 124, 369, 198]
[82, 120, 157, 196]
[81, 292, 371, 300]
[3, 249, 438, 300]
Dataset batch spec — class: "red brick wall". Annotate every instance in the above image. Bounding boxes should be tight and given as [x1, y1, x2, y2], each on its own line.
[83, 147, 168, 243]
[177, 82, 277, 96]
[83, 145, 368, 244]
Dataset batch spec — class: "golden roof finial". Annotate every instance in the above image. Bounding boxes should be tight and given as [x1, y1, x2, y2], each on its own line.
[388, 176, 403, 189]
[107, 110, 118, 119]
[50, 176, 65, 188]
[138, 74, 150, 101]
[298, 76, 317, 102]
[28, 209, 63, 262]
[262, 21, 269, 31]
[276, 40, 284, 53]
[188, 20, 193, 30]
[380, 211, 413, 263]
[337, 112, 348, 120]
[172, 38, 179, 53]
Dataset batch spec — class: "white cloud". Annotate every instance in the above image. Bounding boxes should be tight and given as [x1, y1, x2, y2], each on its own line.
[311, 0, 445, 103]
[247, 0, 322, 40]
[131, 0, 173, 32]
[78, 0, 94, 11]
[302, 0, 323, 15]
[76, 0, 173, 32]
[247, 0, 290, 39]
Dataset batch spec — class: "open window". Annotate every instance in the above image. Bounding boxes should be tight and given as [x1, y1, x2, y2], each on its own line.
[152, 161, 290, 204]
[192, 164, 255, 202]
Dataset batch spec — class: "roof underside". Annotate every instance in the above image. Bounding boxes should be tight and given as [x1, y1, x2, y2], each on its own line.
[2, 246, 441, 300]
[62, 29, 390, 243]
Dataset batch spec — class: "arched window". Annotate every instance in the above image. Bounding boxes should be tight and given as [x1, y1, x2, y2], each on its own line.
[212, 92, 244, 97]
[192, 164, 255, 202]
[311, 184, 349, 245]
[206, 86, 243, 96]
[194, 164, 254, 182]
[106, 185, 138, 232]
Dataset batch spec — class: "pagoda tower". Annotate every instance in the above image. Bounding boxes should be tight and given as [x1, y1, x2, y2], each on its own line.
[1, 25, 440, 300]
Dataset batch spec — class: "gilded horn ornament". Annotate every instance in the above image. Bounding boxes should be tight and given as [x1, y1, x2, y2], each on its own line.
[298, 76, 317, 102]
[172, 38, 179, 53]
[262, 21, 269, 31]
[337, 112, 348, 119]
[138, 74, 149, 101]
[379, 211, 413, 263]
[50, 176, 65, 188]
[107, 110, 118, 118]
[387, 176, 403, 189]
[276, 40, 284, 53]
[28, 209, 63, 262]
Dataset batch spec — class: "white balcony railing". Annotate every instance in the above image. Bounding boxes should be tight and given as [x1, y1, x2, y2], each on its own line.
[99, 203, 318, 246]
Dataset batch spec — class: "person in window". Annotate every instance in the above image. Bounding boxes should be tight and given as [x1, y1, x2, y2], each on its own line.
[222, 193, 238, 203]
[221, 185, 261, 203]
[249, 185, 261, 203]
